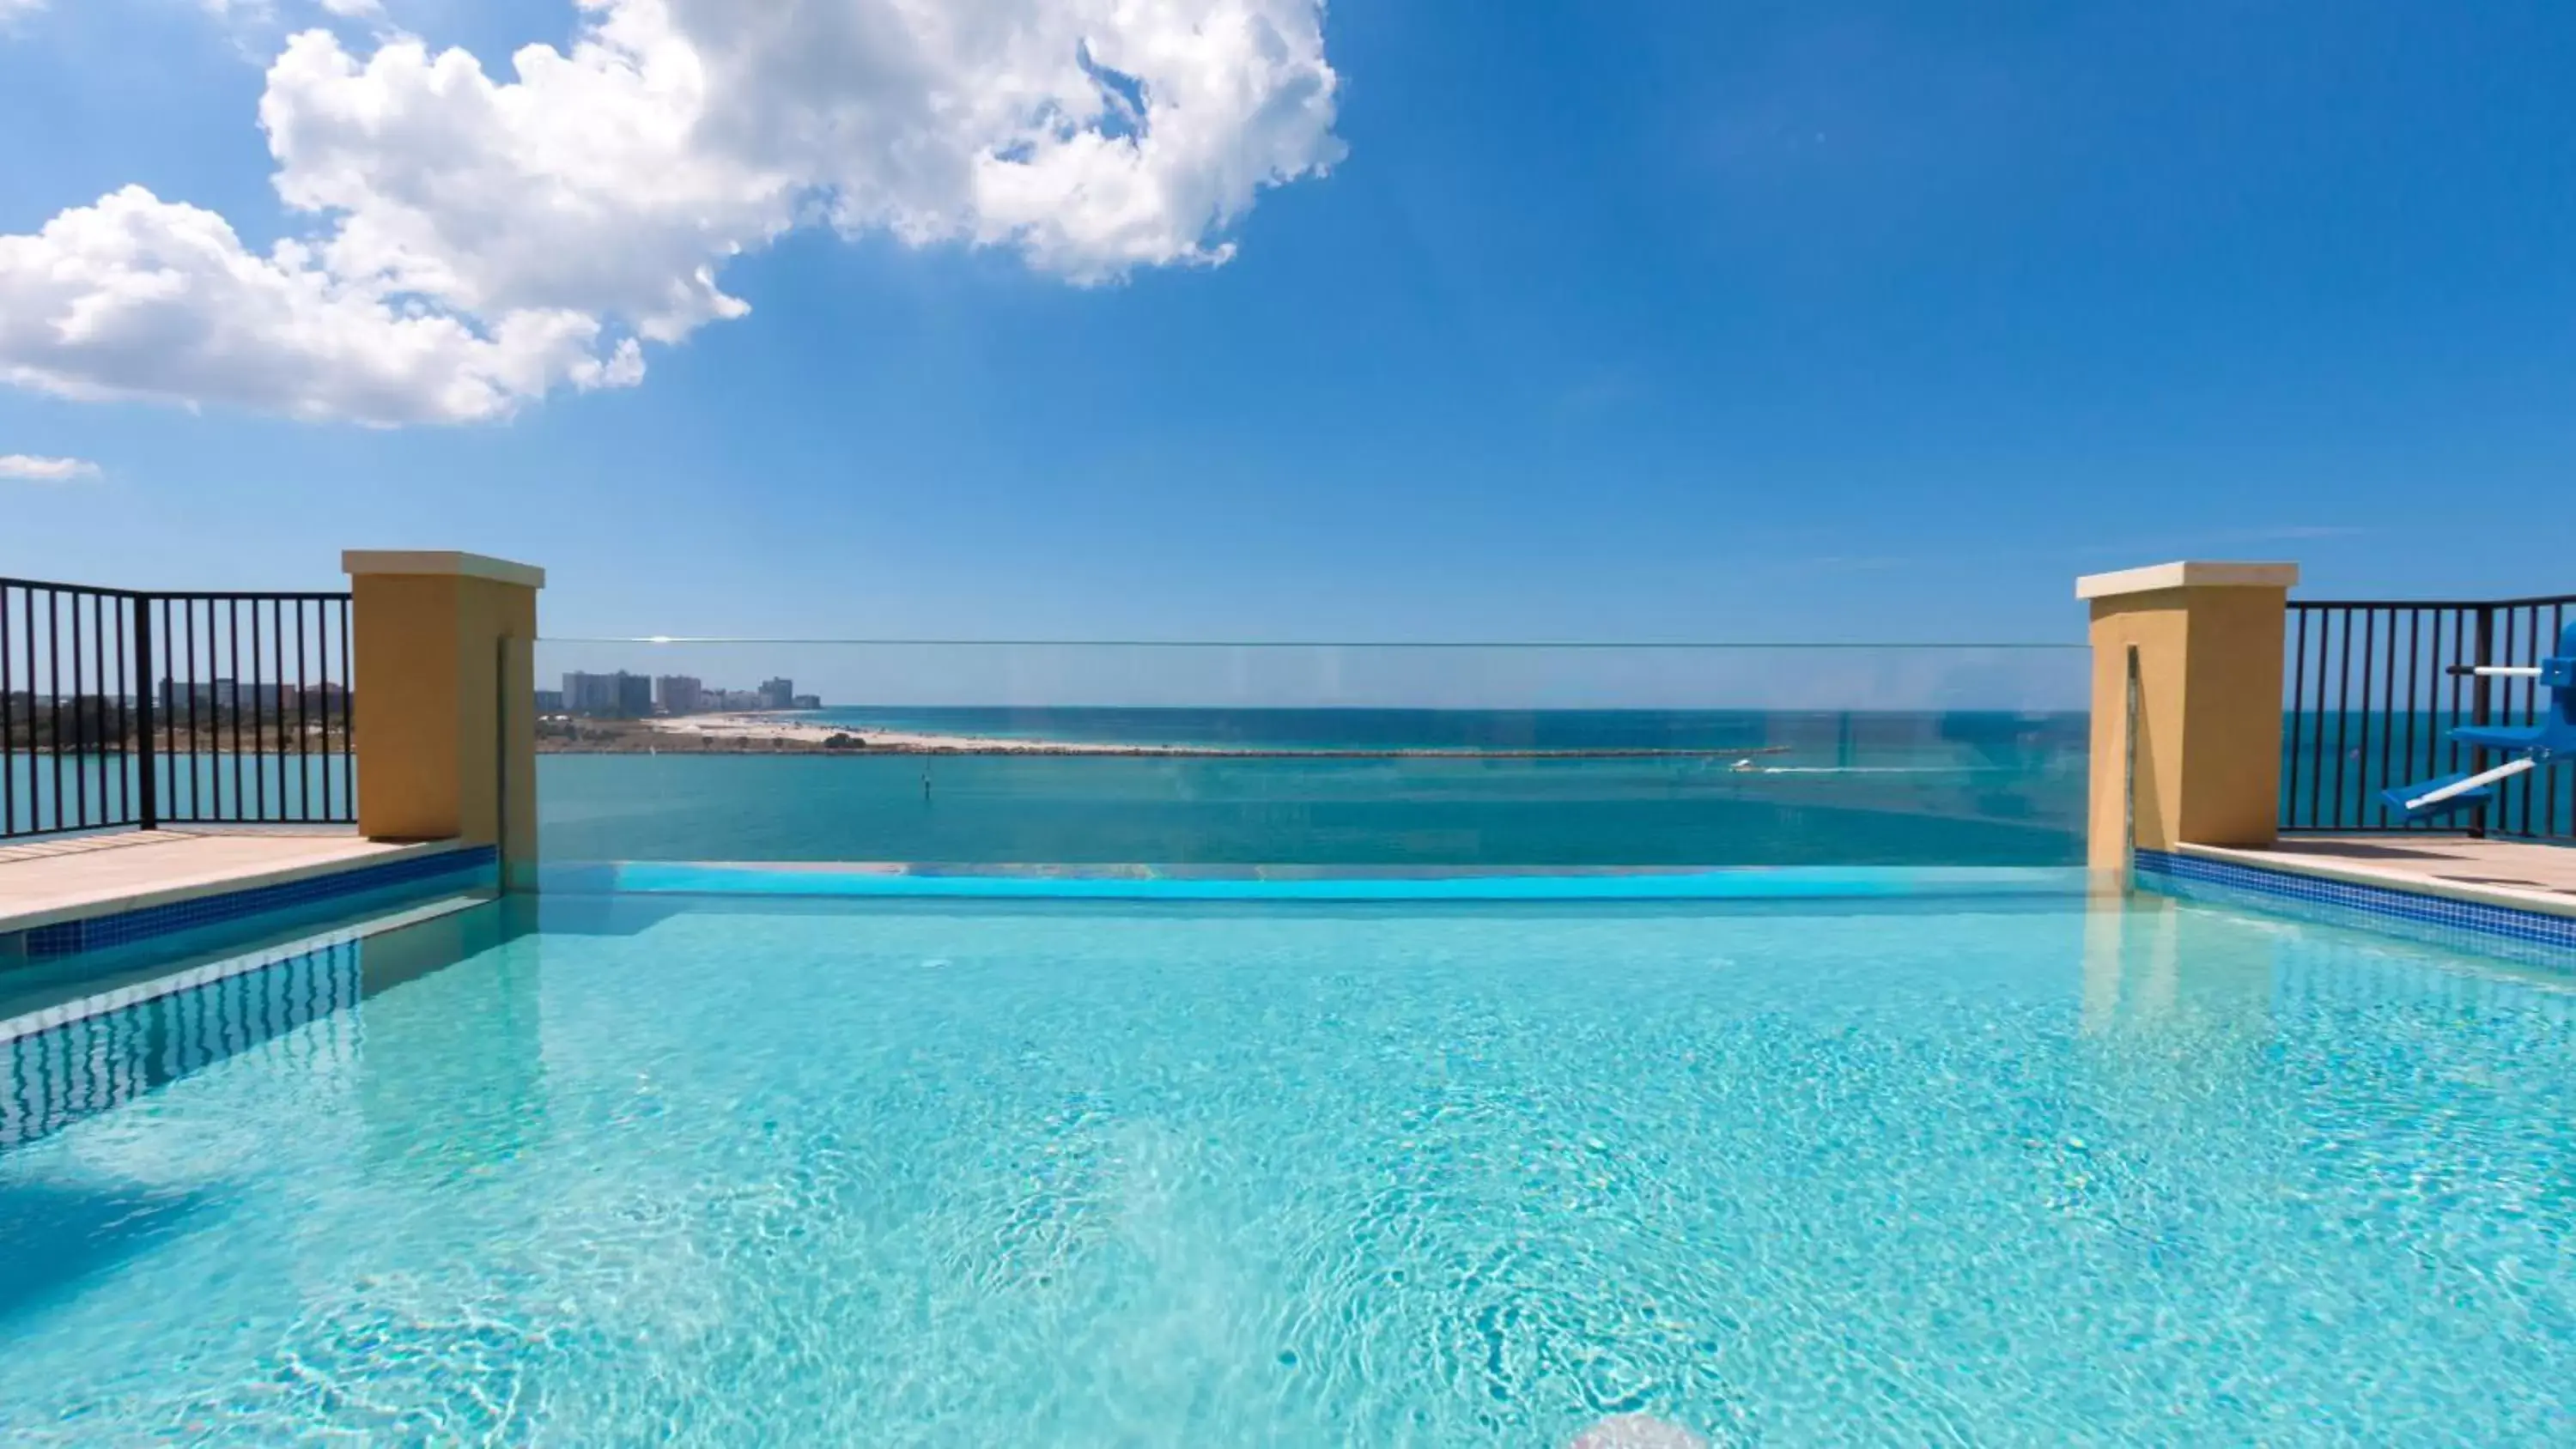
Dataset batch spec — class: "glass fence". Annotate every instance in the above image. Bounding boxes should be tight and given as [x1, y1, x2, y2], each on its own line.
[529, 639, 2091, 870]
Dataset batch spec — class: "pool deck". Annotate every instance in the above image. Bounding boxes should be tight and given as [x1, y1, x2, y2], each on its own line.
[2182, 835, 2576, 919]
[0, 828, 451, 937]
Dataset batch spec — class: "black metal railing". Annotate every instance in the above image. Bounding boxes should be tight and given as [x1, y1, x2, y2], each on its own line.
[2, 578, 355, 840]
[2282, 592, 2574, 840]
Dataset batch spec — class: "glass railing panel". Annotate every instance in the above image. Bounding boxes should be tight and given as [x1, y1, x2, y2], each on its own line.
[530, 640, 2089, 869]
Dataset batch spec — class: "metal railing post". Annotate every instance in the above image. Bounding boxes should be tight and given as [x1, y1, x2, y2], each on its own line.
[133, 594, 159, 829]
[2469, 604, 2495, 840]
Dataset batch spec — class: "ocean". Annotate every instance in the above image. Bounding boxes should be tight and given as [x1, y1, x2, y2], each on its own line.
[539, 707, 2093, 867]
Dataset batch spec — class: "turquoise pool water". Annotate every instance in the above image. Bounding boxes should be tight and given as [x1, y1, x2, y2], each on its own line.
[4, 884, 2573, 1444]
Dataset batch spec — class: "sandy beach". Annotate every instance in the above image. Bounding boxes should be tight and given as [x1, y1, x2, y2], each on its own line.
[646, 713, 1229, 755]
[630, 713, 1798, 761]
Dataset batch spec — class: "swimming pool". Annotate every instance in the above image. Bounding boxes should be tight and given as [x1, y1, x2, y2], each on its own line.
[4, 882, 2573, 1444]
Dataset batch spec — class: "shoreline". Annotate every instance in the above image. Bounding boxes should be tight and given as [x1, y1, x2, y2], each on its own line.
[533, 713, 1801, 761]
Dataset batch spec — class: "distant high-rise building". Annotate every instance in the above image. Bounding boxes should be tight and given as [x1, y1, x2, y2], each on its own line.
[790, 694, 821, 711]
[563, 670, 653, 717]
[654, 675, 705, 716]
[533, 688, 565, 713]
[758, 677, 795, 711]
[563, 671, 615, 714]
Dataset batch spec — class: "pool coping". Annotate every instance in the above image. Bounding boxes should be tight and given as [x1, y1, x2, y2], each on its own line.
[2136, 846, 2576, 955]
[0, 837, 466, 934]
[3, 843, 500, 958]
[2174, 841, 2576, 919]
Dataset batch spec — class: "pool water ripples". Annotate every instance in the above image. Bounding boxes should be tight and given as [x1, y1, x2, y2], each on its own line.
[3, 894, 2573, 1444]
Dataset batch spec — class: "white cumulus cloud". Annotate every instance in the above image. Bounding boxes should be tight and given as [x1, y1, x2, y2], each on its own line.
[0, 453, 102, 481]
[0, 0, 1343, 425]
[0, 186, 642, 423]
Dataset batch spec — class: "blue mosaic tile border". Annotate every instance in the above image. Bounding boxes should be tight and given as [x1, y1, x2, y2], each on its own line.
[2135, 847, 2576, 957]
[19, 845, 498, 958]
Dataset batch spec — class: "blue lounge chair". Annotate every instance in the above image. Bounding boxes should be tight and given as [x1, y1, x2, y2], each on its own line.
[2380, 620, 2576, 822]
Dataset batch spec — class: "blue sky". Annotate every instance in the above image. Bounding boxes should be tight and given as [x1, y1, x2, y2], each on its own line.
[3, 0, 2573, 650]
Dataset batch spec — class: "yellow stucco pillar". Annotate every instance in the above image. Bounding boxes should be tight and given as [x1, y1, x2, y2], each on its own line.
[2080, 561, 2298, 873]
[343, 551, 544, 873]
